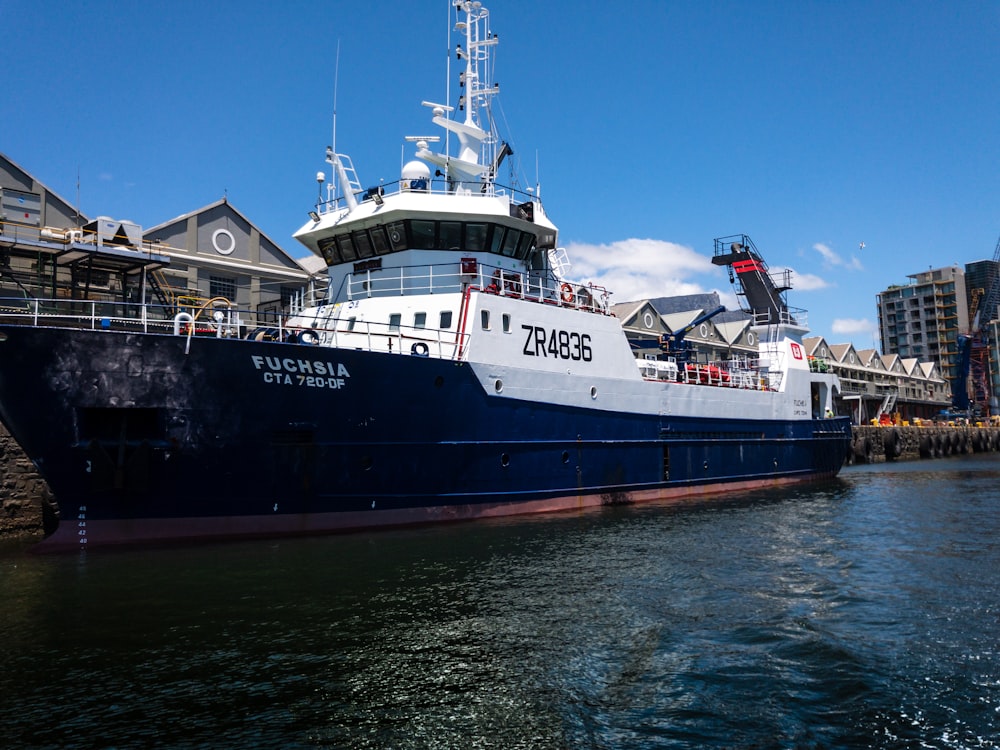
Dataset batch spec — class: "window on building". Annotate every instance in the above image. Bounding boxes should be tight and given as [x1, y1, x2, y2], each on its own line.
[210, 275, 236, 302]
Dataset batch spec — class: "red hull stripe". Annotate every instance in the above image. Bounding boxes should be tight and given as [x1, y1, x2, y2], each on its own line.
[34, 471, 838, 552]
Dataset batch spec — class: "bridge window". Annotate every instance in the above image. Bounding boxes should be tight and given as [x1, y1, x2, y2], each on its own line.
[501, 228, 520, 257]
[439, 222, 462, 250]
[490, 226, 506, 254]
[369, 226, 391, 255]
[411, 220, 436, 249]
[466, 223, 488, 252]
[352, 230, 374, 259]
[336, 235, 357, 261]
[386, 222, 407, 251]
[322, 220, 538, 264]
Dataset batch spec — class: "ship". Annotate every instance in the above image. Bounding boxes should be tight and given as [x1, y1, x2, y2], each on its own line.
[0, 0, 851, 551]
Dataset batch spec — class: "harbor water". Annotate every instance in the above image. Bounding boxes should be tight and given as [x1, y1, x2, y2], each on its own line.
[3, 456, 1000, 749]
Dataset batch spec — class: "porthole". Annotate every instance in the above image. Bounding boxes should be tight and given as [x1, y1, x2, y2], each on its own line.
[500, 453, 510, 468]
[561, 450, 570, 464]
[212, 228, 236, 255]
[590, 386, 598, 400]
[360, 455, 374, 471]
[434, 376, 444, 388]
[494, 379, 504, 393]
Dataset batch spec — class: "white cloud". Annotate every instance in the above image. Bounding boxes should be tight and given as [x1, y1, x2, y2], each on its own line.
[813, 242, 841, 266]
[832, 317, 876, 335]
[812, 242, 863, 272]
[564, 238, 725, 304]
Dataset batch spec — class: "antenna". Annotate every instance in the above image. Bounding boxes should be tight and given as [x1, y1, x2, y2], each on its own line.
[444, 0, 452, 159]
[331, 39, 341, 163]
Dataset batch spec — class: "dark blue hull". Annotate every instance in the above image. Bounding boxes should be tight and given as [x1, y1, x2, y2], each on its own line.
[0, 326, 851, 550]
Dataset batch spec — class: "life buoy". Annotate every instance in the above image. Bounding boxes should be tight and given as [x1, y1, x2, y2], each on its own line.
[487, 269, 501, 294]
[560, 282, 574, 305]
[298, 328, 320, 345]
[411, 342, 429, 357]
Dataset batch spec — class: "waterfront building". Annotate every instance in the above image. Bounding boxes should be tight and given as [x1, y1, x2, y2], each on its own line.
[0, 151, 321, 319]
[876, 265, 968, 388]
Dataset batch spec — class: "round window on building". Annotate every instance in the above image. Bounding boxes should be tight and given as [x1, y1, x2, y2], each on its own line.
[212, 228, 236, 255]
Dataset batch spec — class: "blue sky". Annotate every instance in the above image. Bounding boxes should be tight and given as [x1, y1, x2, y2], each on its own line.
[4, 1, 998, 347]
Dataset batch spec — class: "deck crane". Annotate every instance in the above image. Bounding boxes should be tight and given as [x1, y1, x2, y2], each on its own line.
[954, 233, 1000, 417]
[659, 305, 726, 362]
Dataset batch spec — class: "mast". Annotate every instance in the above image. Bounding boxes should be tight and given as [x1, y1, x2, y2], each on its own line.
[416, 1, 500, 192]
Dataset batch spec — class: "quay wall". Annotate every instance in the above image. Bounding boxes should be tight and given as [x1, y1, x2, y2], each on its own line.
[0, 425, 54, 542]
[849, 423, 1000, 464]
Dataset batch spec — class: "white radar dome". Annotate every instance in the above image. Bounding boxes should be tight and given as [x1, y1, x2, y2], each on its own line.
[401, 161, 431, 181]
[401, 160, 432, 192]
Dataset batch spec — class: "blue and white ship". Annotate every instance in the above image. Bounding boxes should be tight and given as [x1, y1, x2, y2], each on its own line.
[0, 0, 850, 551]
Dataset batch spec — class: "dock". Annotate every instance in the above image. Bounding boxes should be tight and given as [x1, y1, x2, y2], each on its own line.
[849, 422, 1000, 463]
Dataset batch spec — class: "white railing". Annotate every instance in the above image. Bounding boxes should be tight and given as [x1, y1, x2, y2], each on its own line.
[343, 261, 612, 314]
[636, 356, 777, 392]
[0, 296, 472, 361]
[283, 318, 469, 361]
[314, 177, 538, 216]
[750, 308, 808, 328]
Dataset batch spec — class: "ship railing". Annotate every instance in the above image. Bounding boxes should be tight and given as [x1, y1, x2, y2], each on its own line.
[343, 261, 612, 315]
[0, 297, 176, 333]
[636, 355, 776, 391]
[281, 317, 468, 361]
[750, 308, 808, 329]
[315, 177, 538, 216]
[0, 297, 250, 337]
[0, 295, 474, 359]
